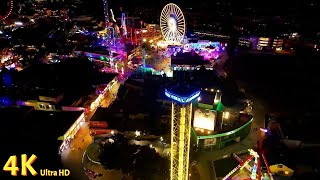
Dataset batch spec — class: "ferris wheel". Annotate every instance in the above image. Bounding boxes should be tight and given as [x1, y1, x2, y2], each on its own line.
[0, 0, 13, 21]
[160, 3, 185, 44]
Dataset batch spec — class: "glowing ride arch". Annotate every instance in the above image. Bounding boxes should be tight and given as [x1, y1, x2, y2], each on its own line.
[0, 0, 13, 21]
[160, 3, 186, 44]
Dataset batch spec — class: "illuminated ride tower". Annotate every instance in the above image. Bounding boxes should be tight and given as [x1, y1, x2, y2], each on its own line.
[165, 84, 200, 180]
[103, 0, 109, 26]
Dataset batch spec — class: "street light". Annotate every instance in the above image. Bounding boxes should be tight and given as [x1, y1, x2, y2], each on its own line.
[260, 128, 268, 133]
[135, 130, 141, 137]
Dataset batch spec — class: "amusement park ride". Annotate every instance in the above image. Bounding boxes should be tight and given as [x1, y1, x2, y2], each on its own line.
[158, 4, 273, 180]
[102, 0, 140, 45]
[160, 3, 186, 44]
[221, 129, 274, 180]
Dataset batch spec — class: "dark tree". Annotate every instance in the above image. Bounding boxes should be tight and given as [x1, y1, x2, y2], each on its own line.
[99, 135, 169, 179]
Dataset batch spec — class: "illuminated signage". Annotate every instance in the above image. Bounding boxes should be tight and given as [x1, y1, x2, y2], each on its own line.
[165, 89, 200, 104]
[193, 108, 216, 131]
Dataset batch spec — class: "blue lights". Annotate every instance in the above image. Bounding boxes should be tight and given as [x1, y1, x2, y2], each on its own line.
[2, 72, 13, 88]
[165, 89, 200, 104]
[0, 96, 13, 107]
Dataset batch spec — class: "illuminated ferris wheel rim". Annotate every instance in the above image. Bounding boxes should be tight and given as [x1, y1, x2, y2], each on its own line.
[160, 3, 185, 44]
[0, 0, 14, 21]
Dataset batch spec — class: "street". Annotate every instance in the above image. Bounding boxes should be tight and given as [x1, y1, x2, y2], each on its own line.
[61, 79, 122, 180]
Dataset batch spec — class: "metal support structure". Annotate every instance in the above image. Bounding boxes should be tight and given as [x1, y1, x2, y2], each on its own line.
[103, 0, 109, 27]
[170, 102, 192, 180]
[121, 12, 127, 37]
[142, 47, 146, 69]
[108, 27, 115, 45]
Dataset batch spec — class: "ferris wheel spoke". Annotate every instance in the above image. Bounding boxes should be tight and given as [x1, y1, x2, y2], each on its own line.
[162, 26, 169, 31]
[164, 8, 170, 17]
[161, 16, 169, 23]
[177, 15, 184, 21]
[173, 9, 179, 19]
[177, 31, 183, 39]
[177, 29, 183, 36]
[162, 27, 170, 34]
[164, 30, 170, 41]
[168, 5, 172, 14]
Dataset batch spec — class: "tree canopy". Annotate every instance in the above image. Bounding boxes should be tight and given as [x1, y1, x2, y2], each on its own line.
[99, 134, 169, 179]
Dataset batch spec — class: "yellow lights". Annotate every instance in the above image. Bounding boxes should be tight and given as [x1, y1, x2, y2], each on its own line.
[248, 149, 259, 158]
[149, 40, 154, 43]
[207, 131, 211, 134]
[59, 113, 85, 151]
[259, 37, 269, 41]
[201, 129, 204, 133]
[135, 130, 141, 137]
[223, 112, 230, 119]
[170, 102, 192, 180]
[111, 130, 115, 135]
[143, 38, 147, 42]
[214, 93, 221, 104]
[178, 107, 186, 179]
[205, 88, 208, 91]
[193, 108, 215, 131]
[210, 89, 214, 92]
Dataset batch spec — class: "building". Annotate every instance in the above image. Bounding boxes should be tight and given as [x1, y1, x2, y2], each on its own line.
[239, 36, 284, 51]
[0, 107, 85, 170]
[191, 89, 253, 150]
[17, 72, 117, 112]
[165, 83, 200, 180]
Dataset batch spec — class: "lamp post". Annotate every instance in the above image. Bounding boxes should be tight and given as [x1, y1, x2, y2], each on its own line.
[142, 38, 146, 70]
[259, 128, 268, 151]
[140, 20, 143, 29]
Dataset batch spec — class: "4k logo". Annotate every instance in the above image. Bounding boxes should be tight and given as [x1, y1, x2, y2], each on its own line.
[3, 154, 37, 176]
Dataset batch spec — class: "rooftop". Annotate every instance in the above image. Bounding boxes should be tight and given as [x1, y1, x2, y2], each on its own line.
[198, 91, 216, 105]
[91, 107, 124, 129]
[166, 82, 200, 97]
[194, 113, 253, 137]
[171, 52, 209, 65]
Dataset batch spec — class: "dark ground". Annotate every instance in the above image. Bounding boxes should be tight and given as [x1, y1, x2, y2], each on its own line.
[229, 52, 320, 113]
[228, 51, 320, 179]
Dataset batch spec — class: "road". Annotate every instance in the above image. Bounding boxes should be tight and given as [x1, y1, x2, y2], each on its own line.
[61, 79, 122, 180]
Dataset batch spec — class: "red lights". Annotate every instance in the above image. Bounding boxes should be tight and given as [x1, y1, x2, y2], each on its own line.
[0, 0, 13, 21]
